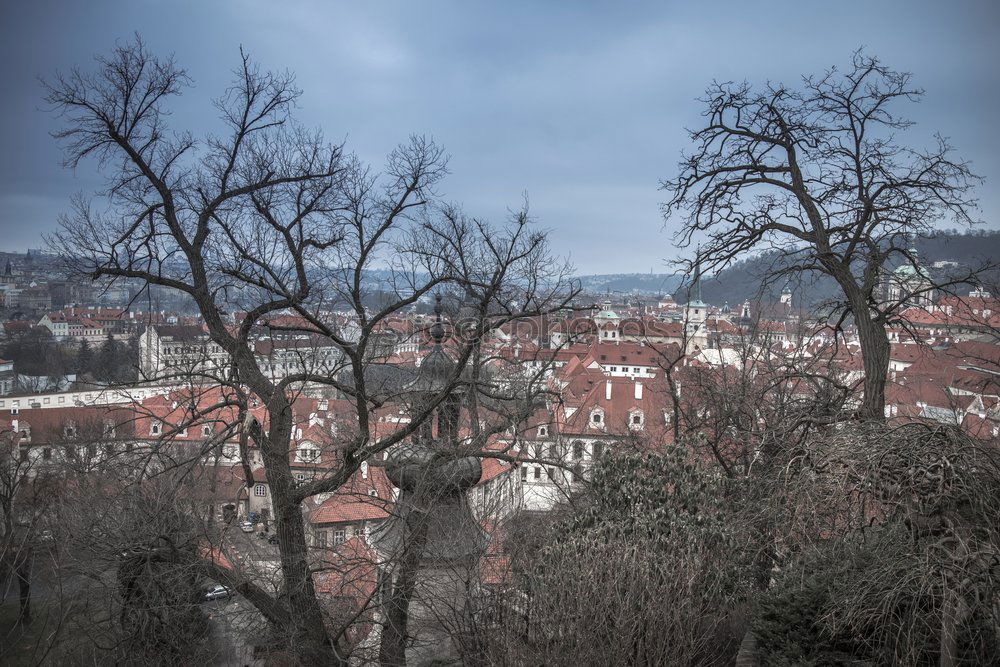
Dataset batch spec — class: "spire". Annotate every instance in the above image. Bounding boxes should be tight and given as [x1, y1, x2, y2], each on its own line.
[431, 293, 444, 346]
[694, 245, 702, 302]
[689, 245, 705, 306]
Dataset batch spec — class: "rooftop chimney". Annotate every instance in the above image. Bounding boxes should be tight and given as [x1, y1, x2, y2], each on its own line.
[605, 381, 612, 401]
[635, 383, 643, 400]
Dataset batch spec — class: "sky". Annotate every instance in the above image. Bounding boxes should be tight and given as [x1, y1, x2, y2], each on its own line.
[0, 1, 997, 274]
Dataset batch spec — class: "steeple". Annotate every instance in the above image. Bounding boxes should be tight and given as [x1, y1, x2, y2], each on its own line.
[374, 297, 486, 665]
[430, 293, 444, 345]
[780, 279, 793, 306]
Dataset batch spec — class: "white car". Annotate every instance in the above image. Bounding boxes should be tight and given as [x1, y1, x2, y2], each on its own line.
[204, 585, 232, 601]
[240, 521, 255, 533]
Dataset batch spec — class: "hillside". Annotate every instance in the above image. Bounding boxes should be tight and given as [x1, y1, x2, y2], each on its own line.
[575, 230, 1000, 305]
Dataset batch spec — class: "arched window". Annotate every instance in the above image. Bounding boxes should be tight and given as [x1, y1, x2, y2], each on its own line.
[297, 443, 320, 463]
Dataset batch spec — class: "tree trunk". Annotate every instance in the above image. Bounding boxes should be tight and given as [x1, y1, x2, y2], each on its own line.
[830, 269, 889, 421]
[262, 408, 346, 665]
[939, 589, 967, 667]
[16, 545, 32, 626]
[853, 304, 890, 420]
[379, 504, 430, 667]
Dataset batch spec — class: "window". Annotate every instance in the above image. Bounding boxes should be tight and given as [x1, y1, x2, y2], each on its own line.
[591, 411, 602, 424]
[593, 442, 604, 459]
[254, 484, 266, 497]
[520, 466, 528, 481]
[295, 472, 305, 481]
[533, 466, 541, 480]
[298, 446, 319, 463]
[317, 531, 328, 548]
[537, 425, 547, 437]
[202, 424, 213, 437]
[547, 443, 558, 460]
[42, 448, 51, 460]
[572, 441, 583, 460]
[632, 413, 642, 425]
[151, 421, 161, 435]
[64, 423, 77, 438]
[19, 446, 28, 463]
[368, 488, 379, 498]
[333, 529, 346, 545]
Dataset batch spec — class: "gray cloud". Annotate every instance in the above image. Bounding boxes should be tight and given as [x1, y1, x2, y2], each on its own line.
[1, 0, 997, 272]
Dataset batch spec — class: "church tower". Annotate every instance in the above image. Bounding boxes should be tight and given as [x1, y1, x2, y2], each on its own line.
[684, 259, 708, 353]
[374, 294, 486, 665]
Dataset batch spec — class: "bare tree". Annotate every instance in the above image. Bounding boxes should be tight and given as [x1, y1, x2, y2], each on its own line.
[662, 51, 982, 419]
[45, 37, 575, 664]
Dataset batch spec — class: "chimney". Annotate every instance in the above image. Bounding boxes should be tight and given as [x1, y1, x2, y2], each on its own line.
[635, 383, 643, 400]
[605, 381, 612, 401]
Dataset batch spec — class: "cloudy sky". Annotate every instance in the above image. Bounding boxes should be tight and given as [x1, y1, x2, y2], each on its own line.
[1, 1, 997, 274]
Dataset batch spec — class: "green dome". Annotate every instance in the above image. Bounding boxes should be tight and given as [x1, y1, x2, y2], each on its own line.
[894, 263, 929, 278]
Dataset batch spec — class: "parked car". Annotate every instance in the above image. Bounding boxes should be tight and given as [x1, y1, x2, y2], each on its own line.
[240, 521, 255, 533]
[204, 585, 232, 601]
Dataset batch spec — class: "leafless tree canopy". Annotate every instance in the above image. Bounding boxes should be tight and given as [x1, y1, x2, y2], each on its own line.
[42, 37, 576, 664]
[662, 51, 983, 419]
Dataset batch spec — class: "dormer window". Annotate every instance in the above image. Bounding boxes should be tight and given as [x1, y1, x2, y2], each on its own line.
[590, 410, 603, 425]
[150, 421, 161, 436]
[630, 410, 644, 429]
[297, 444, 320, 463]
[537, 425, 548, 437]
[202, 424, 213, 437]
[64, 422, 77, 438]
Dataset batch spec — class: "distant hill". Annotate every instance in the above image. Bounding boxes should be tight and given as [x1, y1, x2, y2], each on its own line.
[574, 273, 683, 296]
[575, 230, 1000, 305]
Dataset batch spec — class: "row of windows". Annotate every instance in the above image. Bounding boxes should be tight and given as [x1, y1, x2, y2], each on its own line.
[530, 441, 606, 462]
[520, 464, 583, 484]
[150, 422, 216, 437]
